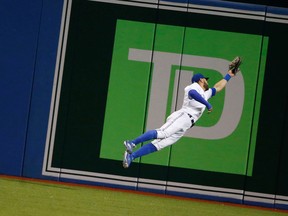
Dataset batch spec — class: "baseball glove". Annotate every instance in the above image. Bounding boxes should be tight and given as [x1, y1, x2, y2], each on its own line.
[229, 56, 242, 74]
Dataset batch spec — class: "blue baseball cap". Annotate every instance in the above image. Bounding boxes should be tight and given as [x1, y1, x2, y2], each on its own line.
[191, 73, 209, 83]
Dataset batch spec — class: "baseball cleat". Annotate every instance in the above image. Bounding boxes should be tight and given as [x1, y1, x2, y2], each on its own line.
[123, 151, 133, 168]
[123, 140, 135, 154]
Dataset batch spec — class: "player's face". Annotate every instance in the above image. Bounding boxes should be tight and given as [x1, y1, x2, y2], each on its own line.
[201, 78, 209, 90]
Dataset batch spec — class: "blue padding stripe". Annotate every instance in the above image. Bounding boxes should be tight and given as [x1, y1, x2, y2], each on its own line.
[243, 201, 275, 209]
[267, 7, 288, 16]
[162, 0, 189, 3]
[162, 0, 266, 12]
[166, 190, 243, 204]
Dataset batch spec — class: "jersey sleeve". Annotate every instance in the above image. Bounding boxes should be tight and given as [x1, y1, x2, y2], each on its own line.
[188, 89, 212, 110]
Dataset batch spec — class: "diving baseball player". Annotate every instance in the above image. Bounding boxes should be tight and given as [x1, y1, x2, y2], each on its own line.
[123, 57, 242, 168]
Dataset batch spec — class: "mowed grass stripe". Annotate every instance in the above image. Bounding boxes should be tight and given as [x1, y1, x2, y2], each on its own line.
[0, 176, 287, 216]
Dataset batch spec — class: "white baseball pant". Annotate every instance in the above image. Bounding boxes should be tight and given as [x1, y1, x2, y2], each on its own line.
[152, 110, 193, 150]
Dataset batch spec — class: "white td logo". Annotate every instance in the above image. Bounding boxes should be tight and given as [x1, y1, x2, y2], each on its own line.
[128, 48, 244, 140]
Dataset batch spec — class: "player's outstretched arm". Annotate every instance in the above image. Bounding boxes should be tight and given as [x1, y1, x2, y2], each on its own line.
[213, 70, 235, 93]
[214, 56, 242, 93]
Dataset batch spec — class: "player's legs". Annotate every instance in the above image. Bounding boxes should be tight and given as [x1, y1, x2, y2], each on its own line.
[123, 111, 180, 153]
[156, 111, 191, 140]
[123, 143, 157, 168]
[132, 130, 157, 145]
[123, 132, 183, 168]
[123, 111, 191, 168]
[152, 111, 191, 150]
[152, 132, 182, 150]
[124, 130, 157, 154]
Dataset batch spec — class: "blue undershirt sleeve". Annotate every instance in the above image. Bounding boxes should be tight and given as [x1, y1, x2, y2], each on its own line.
[188, 89, 212, 110]
[211, 87, 216, 96]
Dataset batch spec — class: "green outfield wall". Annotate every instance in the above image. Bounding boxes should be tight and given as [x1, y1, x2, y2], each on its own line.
[42, 0, 288, 208]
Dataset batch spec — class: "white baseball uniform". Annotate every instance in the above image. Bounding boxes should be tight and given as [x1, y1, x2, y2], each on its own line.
[152, 82, 215, 150]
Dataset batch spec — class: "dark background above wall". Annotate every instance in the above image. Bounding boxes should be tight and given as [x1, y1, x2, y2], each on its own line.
[223, 0, 288, 8]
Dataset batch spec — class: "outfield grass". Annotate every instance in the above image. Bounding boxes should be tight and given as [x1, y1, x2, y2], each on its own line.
[0, 177, 287, 216]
